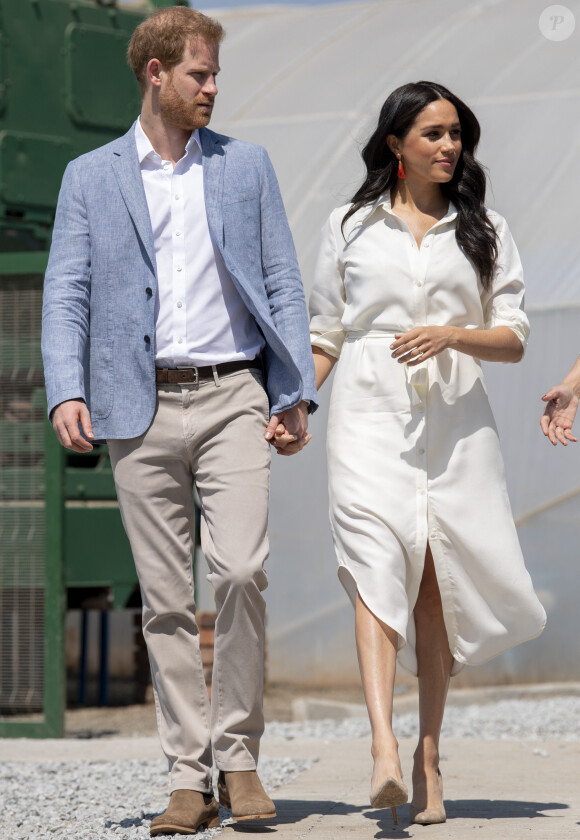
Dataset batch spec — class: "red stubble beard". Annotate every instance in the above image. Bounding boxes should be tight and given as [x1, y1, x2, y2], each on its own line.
[158, 74, 214, 131]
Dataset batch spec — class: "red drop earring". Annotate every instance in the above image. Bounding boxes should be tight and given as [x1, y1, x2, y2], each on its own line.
[397, 155, 405, 179]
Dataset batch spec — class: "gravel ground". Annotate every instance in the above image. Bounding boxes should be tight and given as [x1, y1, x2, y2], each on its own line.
[0, 756, 316, 840]
[265, 696, 580, 741]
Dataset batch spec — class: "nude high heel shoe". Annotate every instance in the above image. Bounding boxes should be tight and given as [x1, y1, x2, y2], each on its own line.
[409, 768, 446, 825]
[370, 776, 409, 825]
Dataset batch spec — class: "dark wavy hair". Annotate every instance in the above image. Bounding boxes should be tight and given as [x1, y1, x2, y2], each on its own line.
[342, 81, 498, 290]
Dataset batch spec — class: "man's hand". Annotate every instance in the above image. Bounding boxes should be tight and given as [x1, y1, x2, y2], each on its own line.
[264, 401, 311, 456]
[541, 385, 579, 446]
[51, 399, 95, 452]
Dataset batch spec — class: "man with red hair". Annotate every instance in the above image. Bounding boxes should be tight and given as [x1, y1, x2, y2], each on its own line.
[43, 6, 316, 834]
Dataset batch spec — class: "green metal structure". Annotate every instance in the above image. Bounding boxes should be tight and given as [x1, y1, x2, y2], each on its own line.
[0, 0, 185, 738]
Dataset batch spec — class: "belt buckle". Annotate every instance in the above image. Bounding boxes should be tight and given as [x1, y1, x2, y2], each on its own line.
[177, 365, 199, 385]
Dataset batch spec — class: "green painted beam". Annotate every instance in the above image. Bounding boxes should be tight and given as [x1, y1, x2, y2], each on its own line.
[0, 251, 49, 274]
[0, 721, 50, 738]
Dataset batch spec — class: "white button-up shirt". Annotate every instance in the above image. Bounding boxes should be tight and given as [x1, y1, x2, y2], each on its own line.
[135, 119, 264, 367]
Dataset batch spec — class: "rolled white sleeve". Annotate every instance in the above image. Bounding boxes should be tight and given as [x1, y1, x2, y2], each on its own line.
[481, 213, 530, 354]
[309, 213, 347, 359]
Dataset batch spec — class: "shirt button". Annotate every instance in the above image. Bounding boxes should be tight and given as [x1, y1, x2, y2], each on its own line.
[145, 287, 152, 296]
[419, 447, 425, 455]
[176, 265, 182, 272]
[174, 194, 181, 200]
[175, 230, 182, 237]
[177, 301, 183, 308]
[417, 280, 423, 287]
[144, 335, 151, 344]
[424, 242, 430, 248]
[177, 337, 183, 344]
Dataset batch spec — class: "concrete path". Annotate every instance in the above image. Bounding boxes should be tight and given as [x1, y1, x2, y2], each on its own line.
[231, 736, 580, 840]
[4, 733, 578, 838]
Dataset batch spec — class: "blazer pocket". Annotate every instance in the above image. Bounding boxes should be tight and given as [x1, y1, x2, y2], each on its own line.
[88, 337, 114, 420]
[222, 192, 257, 206]
[223, 198, 260, 247]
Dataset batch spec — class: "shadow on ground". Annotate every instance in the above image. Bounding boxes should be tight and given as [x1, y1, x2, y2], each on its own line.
[225, 798, 366, 831]
[365, 800, 569, 839]
[108, 799, 570, 837]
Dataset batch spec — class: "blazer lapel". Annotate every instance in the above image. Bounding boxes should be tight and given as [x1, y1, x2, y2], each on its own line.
[200, 127, 225, 247]
[110, 126, 156, 272]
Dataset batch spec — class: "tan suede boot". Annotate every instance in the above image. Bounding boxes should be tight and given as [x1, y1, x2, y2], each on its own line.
[150, 789, 220, 836]
[217, 770, 276, 821]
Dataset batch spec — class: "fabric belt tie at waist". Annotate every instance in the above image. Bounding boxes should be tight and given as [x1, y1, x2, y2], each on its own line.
[156, 359, 261, 385]
[346, 329, 398, 340]
[346, 329, 427, 406]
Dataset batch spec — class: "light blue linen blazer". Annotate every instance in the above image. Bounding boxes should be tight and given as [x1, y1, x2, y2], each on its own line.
[42, 123, 317, 439]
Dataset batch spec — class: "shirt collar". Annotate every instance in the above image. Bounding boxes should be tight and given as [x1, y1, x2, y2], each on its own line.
[362, 191, 458, 228]
[134, 118, 201, 165]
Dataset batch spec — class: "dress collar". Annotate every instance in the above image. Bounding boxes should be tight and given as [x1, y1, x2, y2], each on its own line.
[361, 191, 458, 228]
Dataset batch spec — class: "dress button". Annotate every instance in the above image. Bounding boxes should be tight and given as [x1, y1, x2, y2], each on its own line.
[144, 335, 151, 343]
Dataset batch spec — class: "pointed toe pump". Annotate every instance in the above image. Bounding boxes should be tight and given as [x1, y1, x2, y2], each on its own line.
[410, 769, 446, 825]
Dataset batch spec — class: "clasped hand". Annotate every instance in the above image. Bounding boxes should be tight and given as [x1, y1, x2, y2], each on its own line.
[264, 400, 311, 456]
[390, 325, 454, 366]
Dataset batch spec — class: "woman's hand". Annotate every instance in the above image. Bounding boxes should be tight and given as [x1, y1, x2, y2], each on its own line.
[390, 326, 455, 366]
[540, 385, 579, 446]
[273, 430, 313, 456]
[268, 420, 312, 455]
[391, 325, 523, 364]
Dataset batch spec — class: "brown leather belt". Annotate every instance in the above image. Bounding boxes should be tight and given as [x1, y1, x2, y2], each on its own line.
[155, 359, 261, 386]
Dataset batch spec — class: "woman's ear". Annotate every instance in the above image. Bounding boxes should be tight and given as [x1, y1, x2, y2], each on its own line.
[386, 134, 399, 156]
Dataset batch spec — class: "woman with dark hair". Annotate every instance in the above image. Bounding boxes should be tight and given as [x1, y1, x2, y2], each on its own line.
[308, 82, 546, 825]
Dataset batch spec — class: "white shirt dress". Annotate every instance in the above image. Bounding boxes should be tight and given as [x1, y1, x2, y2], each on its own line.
[309, 195, 546, 675]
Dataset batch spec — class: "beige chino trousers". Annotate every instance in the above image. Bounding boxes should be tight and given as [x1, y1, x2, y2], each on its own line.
[108, 368, 271, 793]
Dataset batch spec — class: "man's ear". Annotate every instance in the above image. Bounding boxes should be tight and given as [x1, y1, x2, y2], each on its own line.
[146, 57, 164, 88]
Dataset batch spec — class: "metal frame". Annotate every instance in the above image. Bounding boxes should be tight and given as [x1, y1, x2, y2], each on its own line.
[0, 251, 66, 738]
